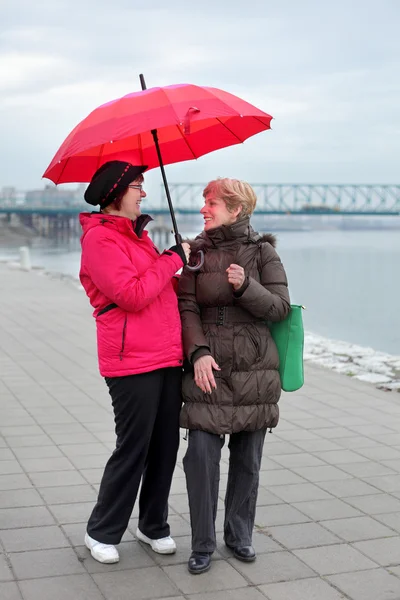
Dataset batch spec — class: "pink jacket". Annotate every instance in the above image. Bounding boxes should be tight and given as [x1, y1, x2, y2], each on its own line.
[79, 212, 184, 377]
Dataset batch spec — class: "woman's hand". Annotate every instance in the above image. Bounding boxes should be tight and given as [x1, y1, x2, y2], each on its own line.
[194, 355, 220, 394]
[181, 242, 191, 263]
[226, 263, 245, 290]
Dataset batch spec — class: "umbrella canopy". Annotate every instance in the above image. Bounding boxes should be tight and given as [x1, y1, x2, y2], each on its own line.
[43, 83, 273, 184]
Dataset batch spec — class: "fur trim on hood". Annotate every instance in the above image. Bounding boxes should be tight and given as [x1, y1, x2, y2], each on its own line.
[259, 233, 277, 248]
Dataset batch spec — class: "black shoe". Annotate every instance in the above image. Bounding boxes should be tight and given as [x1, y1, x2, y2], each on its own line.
[226, 544, 256, 562]
[188, 551, 211, 574]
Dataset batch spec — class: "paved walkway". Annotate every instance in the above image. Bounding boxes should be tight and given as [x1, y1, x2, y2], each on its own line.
[1, 263, 400, 600]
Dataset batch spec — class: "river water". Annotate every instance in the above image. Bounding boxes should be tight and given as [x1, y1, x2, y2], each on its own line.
[1, 223, 399, 356]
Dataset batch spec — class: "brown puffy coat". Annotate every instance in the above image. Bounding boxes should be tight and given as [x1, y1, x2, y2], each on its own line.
[178, 217, 291, 435]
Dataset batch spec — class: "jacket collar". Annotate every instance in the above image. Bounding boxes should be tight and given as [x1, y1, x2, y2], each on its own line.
[198, 216, 260, 247]
[80, 212, 153, 239]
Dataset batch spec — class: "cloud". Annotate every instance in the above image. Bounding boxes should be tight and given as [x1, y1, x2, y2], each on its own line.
[0, 0, 399, 189]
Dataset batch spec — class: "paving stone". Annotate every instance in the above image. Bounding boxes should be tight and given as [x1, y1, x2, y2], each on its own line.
[0, 425, 45, 437]
[259, 469, 306, 486]
[353, 536, 400, 566]
[292, 498, 363, 521]
[93, 566, 179, 599]
[316, 478, 382, 498]
[79, 468, 104, 484]
[290, 439, 343, 452]
[356, 446, 400, 461]
[291, 465, 353, 482]
[0, 449, 15, 460]
[327, 568, 400, 600]
[4, 434, 53, 448]
[341, 462, 397, 478]
[271, 453, 326, 468]
[18, 456, 76, 473]
[186, 589, 266, 600]
[0, 555, 13, 582]
[58, 443, 108, 457]
[0, 582, 23, 600]
[311, 427, 355, 439]
[252, 486, 283, 506]
[313, 449, 370, 464]
[259, 577, 346, 600]
[363, 474, 400, 493]
[49, 432, 101, 445]
[229, 551, 315, 585]
[0, 506, 55, 529]
[18, 574, 104, 600]
[382, 460, 400, 473]
[0, 525, 70, 552]
[163, 560, 247, 595]
[12, 445, 63, 459]
[254, 504, 310, 527]
[168, 493, 190, 514]
[0, 488, 44, 509]
[374, 512, 400, 533]
[261, 440, 302, 455]
[270, 483, 333, 503]
[9, 547, 86, 579]
[335, 436, 382, 450]
[321, 516, 398, 542]
[29, 470, 87, 487]
[38, 484, 97, 505]
[69, 454, 110, 470]
[293, 544, 378, 575]
[48, 502, 92, 524]
[344, 493, 400, 514]
[268, 522, 341, 549]
[0, 461, 23, 475]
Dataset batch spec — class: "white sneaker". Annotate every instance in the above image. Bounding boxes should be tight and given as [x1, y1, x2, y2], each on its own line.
[85, 533, 119, 564]
[136, 528, 176, 554]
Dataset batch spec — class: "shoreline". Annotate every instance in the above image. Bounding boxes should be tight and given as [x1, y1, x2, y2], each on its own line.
[2, 257, 399, 393]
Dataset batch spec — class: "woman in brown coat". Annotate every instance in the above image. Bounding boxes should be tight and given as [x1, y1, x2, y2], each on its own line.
[178, 178, 291, 574]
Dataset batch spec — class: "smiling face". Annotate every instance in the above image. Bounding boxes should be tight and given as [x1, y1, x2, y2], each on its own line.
[103, 177, 147, 221]
[200, 191, 242, 231]
[119, 179, 147, 221]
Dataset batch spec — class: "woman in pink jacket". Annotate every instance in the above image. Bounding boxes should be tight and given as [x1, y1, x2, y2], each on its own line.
[79, 160, 190, 564]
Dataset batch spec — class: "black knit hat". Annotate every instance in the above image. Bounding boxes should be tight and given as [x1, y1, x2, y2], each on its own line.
[84, 161, 148, 209]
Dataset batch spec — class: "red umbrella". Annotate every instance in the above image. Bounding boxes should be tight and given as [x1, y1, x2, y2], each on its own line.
[43, 76, 273, 268]
[43, 79, 272, 184]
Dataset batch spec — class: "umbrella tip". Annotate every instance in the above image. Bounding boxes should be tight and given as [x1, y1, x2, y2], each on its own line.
[139, 74, 147, 91]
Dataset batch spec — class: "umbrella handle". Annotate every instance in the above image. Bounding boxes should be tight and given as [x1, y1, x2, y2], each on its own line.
[186, 250, 204, 272]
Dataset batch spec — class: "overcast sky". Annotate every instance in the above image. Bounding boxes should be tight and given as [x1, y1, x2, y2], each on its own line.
[1, 0, 399, 197]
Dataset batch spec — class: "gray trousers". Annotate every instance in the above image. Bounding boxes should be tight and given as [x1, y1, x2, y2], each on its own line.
[183, 428, 266, 553]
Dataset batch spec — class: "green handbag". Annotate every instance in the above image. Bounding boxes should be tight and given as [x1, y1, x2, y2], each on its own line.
[269, 305, 305, 392]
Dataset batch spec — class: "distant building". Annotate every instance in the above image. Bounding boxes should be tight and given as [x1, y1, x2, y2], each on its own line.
[24, 184, 86, 207]
[0, 186, 17, 204]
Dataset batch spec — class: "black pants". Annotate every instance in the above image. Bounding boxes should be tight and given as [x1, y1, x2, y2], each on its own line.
[183, 428, 266, 553]
[87, 367, 182, 545]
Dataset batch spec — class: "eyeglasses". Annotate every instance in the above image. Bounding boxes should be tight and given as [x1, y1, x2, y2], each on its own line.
[126, 184, 143, 191]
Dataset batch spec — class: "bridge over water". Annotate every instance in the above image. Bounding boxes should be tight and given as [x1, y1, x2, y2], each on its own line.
[0, 184, 399, 216]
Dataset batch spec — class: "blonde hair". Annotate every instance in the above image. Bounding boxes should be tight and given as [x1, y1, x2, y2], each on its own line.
[203, 178, 257, 217]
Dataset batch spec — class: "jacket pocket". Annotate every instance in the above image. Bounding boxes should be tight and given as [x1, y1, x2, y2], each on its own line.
[119, 314, 128, 361]
[97, 303, 118, 317]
